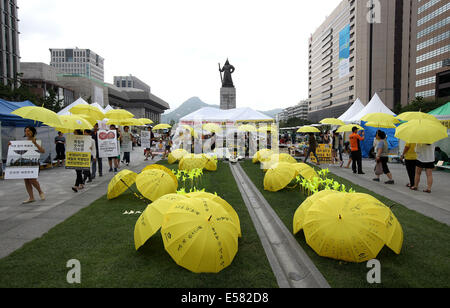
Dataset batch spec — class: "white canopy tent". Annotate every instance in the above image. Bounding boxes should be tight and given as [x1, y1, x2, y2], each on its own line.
[348, 93, 396, 122]
[179, 107, 274, 124]
[104, 105, 114, 113]
[57, 97, 89, 116]
[91, 102, 106, 114]
[338, 98, 365, 123]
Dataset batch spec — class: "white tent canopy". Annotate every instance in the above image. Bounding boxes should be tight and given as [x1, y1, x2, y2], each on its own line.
[57, 97, 89, 116]
[338, 98, 365, 123]
[180, 107, 274, 124]
[348, 93, 396, 122]
[91, 102, 106, 114]
[104, 105, 114, 113]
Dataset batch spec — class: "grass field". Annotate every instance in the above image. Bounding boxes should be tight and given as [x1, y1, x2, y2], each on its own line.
[240, 160, 450, 288]
[0, 161, 278, 288]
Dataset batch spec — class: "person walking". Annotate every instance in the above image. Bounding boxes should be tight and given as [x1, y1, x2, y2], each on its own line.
[121, 126, 134, 167]
[91, 123, 103, 178]
[304, 133, 320, 165]
[20, 127, 46, 204]
[72, 130, 85, 193]
[372, 131, 394, 184]
[401, 143, 417, 188]
[411, 143, 436, 193]
[349, 127, 365, 174]
[82, 129, 94, 183]
[144, 126, 156, 161]
[331, 130, 342, 165]
[54, 131, 66, 167]
[108, 125, 120, 172]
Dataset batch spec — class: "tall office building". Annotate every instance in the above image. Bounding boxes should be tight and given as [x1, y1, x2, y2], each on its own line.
[307, 0, 409, 122]
[0, 0, 20, 86]
[403, 0, 450, 105]
[114, 75, 151, 93]
[49, 48, 105, 82]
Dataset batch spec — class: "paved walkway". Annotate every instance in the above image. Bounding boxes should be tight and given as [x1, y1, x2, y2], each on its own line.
[321, 159, 450, 226]
[0, 148, 159, 259]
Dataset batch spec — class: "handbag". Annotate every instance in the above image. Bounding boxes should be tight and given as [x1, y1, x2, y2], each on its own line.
[374, 161, 383, 176]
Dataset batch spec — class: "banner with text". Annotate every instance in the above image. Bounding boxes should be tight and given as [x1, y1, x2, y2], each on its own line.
[98, 130, 118, 158]
[5, 140, 41, 179]
[66, 135, 91, 170]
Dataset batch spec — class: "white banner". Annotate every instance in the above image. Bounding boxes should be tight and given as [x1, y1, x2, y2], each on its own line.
[141, 130, 151, 149]
[5, 140, 41, 180]
[98, 130, 118, 158]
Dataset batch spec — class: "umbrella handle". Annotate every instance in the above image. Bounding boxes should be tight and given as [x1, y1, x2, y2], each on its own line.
[119, 179, 148, 204]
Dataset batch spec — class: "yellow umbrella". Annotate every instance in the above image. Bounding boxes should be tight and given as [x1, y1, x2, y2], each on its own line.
[395, 119, 448, 144]
[252, 149, 274, 163]
[105, 109, 134, 120]
[297, 126, 321, 133]
[396, 112, 439, 123]
[78, 114, 98, 126]
[264, 162, 297, 192]
[70, 104, 105, 121]
[361, 113, 400, 124]
[203, 154, 218, 172]
[365, 121, 397, 129]
[336, 124, 364, 133]
[293, 190, 341, 235]
[238, 124, 257, 132]
[54, 115, 93, 133]
[138, 118, 154, 125]
[257, 125, 277, 133]
[136, 169, 178, 202]
[107, 170, 138, 200]
[168, 149, 189, 164]
[202, 123, 222, 133]
[293, 163, 319, 180]
[186, 192, 241, 237]
[303, 192, 391, 263]
[141, 164, 178, 187]
[153, 124, 172, 130]
[161, 197, 239, 273]
[134, 193, 189, 250]
[179, 155, 207, 171]
[12, 106, 63, 127]
[320, 118, 345, 126]
[108, 118, 146, 126]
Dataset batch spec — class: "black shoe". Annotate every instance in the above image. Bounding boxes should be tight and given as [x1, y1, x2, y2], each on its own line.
[114, 168, 118, 172]
[358, 172, 365, 175]
[109, 168, 113, 172]
[373, 178, 380, 182]
[385, 180, 395, 185]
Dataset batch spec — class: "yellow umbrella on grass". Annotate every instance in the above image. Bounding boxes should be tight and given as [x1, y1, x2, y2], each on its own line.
[264, 162, 297, 192]
[161, 198, 239, 273]
[107, 170, 138, 200]
[136, 169, 178, 202]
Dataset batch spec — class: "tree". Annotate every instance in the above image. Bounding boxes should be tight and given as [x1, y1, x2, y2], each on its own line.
[399, 96, 448, 114]
[279, 117, 312, 128]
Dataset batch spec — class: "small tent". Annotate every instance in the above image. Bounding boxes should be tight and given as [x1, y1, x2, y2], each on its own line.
[180, 107, 274, 125]
[338, 98, 365, 123]
[0, 99, 40, 127]
[429, 102, 450, 121]
[348, 93, 396, 122]
[57, 97, 89, 116]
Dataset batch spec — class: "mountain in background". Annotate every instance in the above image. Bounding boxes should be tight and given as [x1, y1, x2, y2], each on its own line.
[161, 97, 283, 123]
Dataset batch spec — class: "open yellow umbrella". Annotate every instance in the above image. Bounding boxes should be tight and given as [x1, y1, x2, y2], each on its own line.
[252, 149, 274, 163]
[203, 123, 222, 133]
[108, 118, 145, 126]
[320, 118, 345, 126]
[136, 169, 178, 202]
[12, 106, 63, 127]
[134, 193, 189, 250]
[186, 192, 241, 237]
[107, 170, 138, 200]
[161, 198, 239, 273]
[361, 113, 400, 124]
[203, 154, 218, 172]
[297, 126, 321, 133]
[303, 192, 391, 263]
[396, 112, 439, 123]
[70, 104, 105, 121]
[54, 115, 93, 133]
[105, 109, 134, 120]
[179, 155, 207, 171]
[141, 164, 178, 187]
[293, 163, 319, 180]
[395, 119, 448, 144]
[139, 118, 154, 125]
[153, 124, 172, 130]
[264, 162, 297, 192]
[365, 121, 397, 129]
[336, 124, 364, 133]
[293, 190, 341, 235]
[257, 125, 277, 133]
[168, 149, 189, 164]
[238, 124, 257, 132]
[78, 114, 98, 126]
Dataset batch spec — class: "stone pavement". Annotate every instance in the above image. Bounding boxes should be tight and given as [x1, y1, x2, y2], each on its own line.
[321, 159, 450, 226]
[0, 148, 159, 259]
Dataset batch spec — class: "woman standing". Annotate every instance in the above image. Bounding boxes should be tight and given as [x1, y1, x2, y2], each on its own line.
[54, 131, 66, 167]
[23, 127, 46, 203]
[401, 143, 417, 188]
[411, 143, 435, 193]
[372, 131, 394, 184]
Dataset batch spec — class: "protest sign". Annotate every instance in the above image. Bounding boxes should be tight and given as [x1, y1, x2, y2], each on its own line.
[66, 135, 91, 170]
[98, 130, 118, 158]
[5, 140, 41, 179]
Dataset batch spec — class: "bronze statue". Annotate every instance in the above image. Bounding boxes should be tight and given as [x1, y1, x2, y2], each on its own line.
[219, 59, 235, 88]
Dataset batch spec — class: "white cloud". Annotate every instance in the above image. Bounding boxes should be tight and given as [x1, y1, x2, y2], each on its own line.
[18, 0, 342, 111]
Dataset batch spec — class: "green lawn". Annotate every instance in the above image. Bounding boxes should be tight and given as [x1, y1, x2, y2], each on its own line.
[0, 161, 278, 288]
[240, 160, 450, 288]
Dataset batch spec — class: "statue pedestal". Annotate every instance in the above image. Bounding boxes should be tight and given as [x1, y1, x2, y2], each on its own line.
[220, 87, 236, 110]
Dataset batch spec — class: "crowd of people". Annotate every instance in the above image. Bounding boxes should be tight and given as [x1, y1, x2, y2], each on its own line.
[301, 126, 447, 194]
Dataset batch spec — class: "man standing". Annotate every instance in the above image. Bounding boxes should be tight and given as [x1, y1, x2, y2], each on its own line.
[304, 133, 320, 165]
[91, 123, 103, 177]
[144, 126, 156, 161]
[349, 127, 365, 174]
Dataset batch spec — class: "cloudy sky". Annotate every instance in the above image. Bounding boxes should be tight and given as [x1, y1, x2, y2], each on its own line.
[19, 0, 341, 112]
